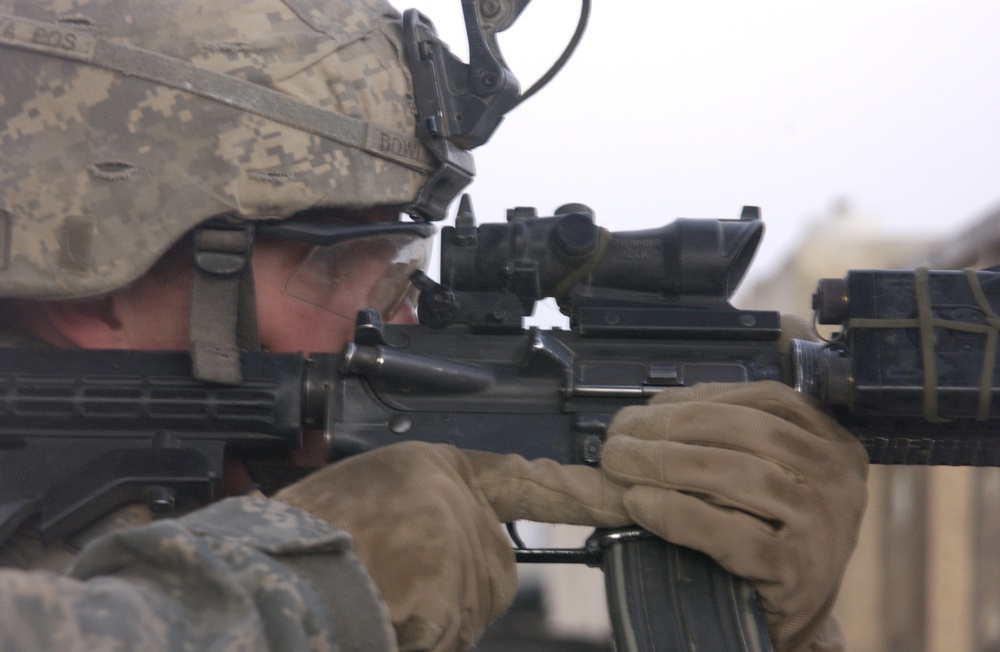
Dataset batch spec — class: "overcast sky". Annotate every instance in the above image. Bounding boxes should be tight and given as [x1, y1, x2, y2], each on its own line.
[406, 1, 1000, 295]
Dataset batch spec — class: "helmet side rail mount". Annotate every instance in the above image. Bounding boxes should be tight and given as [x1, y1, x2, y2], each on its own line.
[400, 0, 592, 219]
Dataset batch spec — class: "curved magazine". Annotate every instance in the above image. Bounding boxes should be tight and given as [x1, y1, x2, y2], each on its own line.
[604, 535, 773, 652]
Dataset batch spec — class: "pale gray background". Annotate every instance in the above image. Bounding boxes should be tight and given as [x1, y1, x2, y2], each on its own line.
[408, 1, 1000, 294]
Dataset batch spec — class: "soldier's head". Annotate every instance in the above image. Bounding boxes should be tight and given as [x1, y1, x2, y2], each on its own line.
[0, 0, 513, 379]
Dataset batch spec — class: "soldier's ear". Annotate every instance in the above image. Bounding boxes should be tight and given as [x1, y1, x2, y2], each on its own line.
[43, 296, 129, 349]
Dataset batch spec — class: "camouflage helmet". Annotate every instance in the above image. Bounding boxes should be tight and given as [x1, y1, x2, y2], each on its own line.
[0, 0, 462, 301]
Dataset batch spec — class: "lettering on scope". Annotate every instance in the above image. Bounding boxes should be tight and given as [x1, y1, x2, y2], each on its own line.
[610, 238, 660, 261]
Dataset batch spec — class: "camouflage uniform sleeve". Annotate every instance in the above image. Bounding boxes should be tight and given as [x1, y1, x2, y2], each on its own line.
[0, 497, 397, 652]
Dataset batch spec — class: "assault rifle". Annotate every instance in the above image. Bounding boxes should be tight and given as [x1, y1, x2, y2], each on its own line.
[3, 198, 1000, 651]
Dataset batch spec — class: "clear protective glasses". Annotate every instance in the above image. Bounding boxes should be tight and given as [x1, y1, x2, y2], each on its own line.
[255, 219, 435, 324]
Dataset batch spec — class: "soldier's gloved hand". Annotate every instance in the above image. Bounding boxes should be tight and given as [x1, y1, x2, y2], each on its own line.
[274, 441, 628, 652]
[601, 381, 868, 652]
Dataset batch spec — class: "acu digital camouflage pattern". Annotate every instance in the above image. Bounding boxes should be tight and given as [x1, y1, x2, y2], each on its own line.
[0, 0, 434, 300]
[0, 496, 396, 651]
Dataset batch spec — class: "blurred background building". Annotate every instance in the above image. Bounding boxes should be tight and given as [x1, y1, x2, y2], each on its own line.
[739, 199, 1000, 652]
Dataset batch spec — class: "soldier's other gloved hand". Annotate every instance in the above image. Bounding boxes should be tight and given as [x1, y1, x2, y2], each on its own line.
[274, 441, 628, 652]
[601, 381, 868, 652]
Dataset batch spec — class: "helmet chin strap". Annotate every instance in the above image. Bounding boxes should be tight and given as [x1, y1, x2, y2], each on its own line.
[189, 220, 260, 384]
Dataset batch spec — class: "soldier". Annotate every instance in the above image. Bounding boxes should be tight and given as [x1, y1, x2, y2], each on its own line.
[0, 0, 867, 650]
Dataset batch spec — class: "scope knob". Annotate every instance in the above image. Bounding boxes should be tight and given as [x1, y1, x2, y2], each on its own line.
[553, 211, 599, 259]
[554, 203, 594, 219]
[814, 278, 849, 324]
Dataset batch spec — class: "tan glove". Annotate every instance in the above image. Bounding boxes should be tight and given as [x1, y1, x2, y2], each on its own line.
[274, 441, 628, 652]
[601, 381, 868, 652]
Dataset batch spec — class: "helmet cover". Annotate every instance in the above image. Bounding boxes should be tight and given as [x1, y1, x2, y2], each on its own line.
[0, 0, 434, 299]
